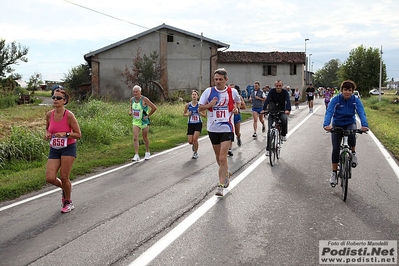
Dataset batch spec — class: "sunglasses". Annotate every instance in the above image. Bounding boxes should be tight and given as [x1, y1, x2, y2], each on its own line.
[52, 96, 65, 100]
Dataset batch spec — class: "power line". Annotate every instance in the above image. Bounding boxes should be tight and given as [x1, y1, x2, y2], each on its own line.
[63, 0, 150, 31]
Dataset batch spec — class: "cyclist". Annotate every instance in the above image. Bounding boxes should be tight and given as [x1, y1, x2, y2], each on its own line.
[262, 80, 291, 153]
[323, 80, 369, 187]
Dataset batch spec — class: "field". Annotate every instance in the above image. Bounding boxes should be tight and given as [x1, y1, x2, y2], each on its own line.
[0, 90, 398, 202]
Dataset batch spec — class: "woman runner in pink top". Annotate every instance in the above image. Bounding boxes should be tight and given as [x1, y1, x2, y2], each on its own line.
[45, 89, 81, 213]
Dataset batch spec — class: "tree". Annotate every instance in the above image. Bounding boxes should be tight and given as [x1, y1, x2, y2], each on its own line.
[0, 39, 29, 78]
[63, 62, 91, 100]
[120, 47, 163, 100]
[338, 45, 387, 95]
[27, 72, 43, 93]
[313, 59, 341, 88]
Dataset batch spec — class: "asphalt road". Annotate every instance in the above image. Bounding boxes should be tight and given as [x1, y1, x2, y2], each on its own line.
[1, 98, 398, 266]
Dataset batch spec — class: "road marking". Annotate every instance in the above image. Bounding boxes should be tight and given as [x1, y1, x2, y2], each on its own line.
[129, 107, 319, 266]
[356, 118, 399, 179]
[0, 137, 209, 212]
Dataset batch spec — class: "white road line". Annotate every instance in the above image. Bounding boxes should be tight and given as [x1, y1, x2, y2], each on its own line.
[356, 118, 399, 179]
[0, 136, 208, 212]
[129, 108, 318, 266]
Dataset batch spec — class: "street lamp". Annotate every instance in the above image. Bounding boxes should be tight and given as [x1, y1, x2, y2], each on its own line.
[304, 38, 309, 85]
[308, 53, 312, 85]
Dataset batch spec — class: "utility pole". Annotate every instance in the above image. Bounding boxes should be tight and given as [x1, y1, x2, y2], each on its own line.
[304, 38, 309, 86]
[379, 45, 383, 102]
[199, 32, 203, 93]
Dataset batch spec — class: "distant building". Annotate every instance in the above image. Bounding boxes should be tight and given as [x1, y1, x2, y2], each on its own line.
[84, 24, 306, 100]
[15, 79, 28, 88]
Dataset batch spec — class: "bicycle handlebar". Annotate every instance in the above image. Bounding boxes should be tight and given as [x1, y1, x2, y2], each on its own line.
[263, 110, 285, 117]
[328, 127, 367, 136]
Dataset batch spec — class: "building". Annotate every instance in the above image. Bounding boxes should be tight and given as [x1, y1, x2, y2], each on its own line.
[84, 24, 306, 100]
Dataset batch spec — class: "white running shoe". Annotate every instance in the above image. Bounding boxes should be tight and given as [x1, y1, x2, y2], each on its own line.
[329, 172, 337, 187]
[352, 153, 358, 168]
[132, 154, 140, 161]
[215, 185, 224, 196]
[192, 152, 198, 159]
[144, 152, 151, 160]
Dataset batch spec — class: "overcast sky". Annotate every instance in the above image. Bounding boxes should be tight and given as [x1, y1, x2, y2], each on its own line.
[2, 0, 399, 83]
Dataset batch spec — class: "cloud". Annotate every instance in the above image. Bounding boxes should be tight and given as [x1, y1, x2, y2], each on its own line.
[2, 0, 399, 80]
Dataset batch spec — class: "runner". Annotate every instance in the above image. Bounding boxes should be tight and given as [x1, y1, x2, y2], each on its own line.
[183, 90, 206, 159]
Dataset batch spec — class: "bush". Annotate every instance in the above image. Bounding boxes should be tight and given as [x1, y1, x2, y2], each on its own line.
[0, 94, 17, 109]
[0, 127, 47, 169]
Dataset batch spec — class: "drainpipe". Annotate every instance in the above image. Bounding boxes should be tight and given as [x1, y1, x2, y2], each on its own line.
[209, 45, 230, 87]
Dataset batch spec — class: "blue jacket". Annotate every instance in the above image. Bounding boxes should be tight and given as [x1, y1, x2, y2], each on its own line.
[323, 94, 368, 127]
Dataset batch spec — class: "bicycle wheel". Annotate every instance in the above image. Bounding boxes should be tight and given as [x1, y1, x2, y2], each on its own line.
[269, 130, 276, 166]
[341, 152, 350, 201]
[276, 130, 281, 159]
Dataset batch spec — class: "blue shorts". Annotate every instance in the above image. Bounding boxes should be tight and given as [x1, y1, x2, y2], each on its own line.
[252, 107, 263, 114]
[48, 143, 77, 159]
[208, 132, 234, 145]
[234, 113, 241, 124]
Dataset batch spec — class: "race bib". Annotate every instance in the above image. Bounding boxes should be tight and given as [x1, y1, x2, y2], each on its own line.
[133, 109, 141, 119]
[189, 113, 200, 123]
[50, 136, 68, 149]
[309, 92, 313, 97]
[213, 106, 229, 122]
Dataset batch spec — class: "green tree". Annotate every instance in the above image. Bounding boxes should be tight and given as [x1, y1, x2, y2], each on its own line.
[313, 59, 341, 88]
[120, 47, 162, 100]
[63, 62, 91, 100]
[0, 39, 29, 78]
[27, 72, 43, 93]
[338, 45, 387, 95]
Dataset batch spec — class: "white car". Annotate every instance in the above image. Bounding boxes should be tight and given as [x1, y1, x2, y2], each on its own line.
[369, 89, 384, 95]
[353, 90, 361, 98]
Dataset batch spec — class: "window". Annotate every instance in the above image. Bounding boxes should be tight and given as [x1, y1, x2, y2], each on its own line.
[167, 34, 174, 42]
[290, 64, 297, 75]
[263, 65, 277, 76]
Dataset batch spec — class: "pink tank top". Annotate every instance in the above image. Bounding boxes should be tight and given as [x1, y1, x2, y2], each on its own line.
[48, 109, 76, 146]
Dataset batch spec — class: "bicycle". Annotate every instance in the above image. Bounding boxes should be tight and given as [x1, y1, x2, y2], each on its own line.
[265, 111, 284, 166]
[329, 127, 365, 201]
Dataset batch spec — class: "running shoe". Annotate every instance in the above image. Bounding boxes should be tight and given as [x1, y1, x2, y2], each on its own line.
[132, 154, 140, 161]
[228, 149, 233, 156]
[61, 200, 75, 213]
[224, 172, 231, 188]
[192, 152, 198, 159]
[252, 132, 257, 138]
[281, 136, 287, 142]
[237, 137, 242, 147]
[329, 172, 337, 187]
[352, 153, 358, 168]
[262, 126, 266, 133]
[144, 152, 151, 160]
[215, 185, 224, 196]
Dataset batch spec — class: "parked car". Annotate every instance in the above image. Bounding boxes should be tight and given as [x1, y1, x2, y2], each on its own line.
[353, 90, 361, 98]
[369, 89, 384, 95]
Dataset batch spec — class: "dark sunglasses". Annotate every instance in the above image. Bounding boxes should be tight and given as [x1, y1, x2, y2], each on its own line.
[52, 96, 65, 100]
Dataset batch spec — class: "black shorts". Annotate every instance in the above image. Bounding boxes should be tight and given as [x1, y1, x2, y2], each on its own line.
[48, 143, 77, 159]
[187, 123, 202, 135]
[208, 132, 234, 145]
[307, 96, 314, 101]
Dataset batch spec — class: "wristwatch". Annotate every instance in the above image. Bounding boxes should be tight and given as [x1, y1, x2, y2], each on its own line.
[66, 132, 70, 138]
